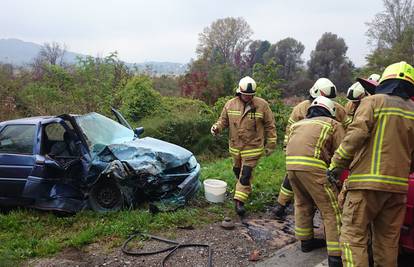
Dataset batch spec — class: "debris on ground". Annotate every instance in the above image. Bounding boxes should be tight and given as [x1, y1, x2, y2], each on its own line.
[248, 249, 261, 261]
[221, 217, 235, 230]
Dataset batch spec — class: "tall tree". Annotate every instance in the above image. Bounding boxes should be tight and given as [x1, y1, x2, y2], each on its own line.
[264, 37, 305, 81]
[367, 0, 414, 49]
[196, 17, 253, 65]
[37, 42, 67, 66]
[179, 58, 237, 104]
[366, 0, 414, 68]
[237, 40, 271, 75]
[32, 42, 67, 79]
[307, 32, 354, 91]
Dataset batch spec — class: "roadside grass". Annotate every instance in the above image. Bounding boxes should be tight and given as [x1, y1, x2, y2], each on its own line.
[0, 150, 285, 265]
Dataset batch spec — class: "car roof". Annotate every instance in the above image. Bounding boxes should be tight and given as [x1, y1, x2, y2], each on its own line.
[0, 116, 55, 126]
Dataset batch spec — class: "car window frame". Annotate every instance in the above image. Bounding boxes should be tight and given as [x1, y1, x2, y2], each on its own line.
[0, 123, 38, 155]
[40, 118, 83, 158]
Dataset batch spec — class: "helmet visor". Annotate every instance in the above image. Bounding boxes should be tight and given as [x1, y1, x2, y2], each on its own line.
[356, 78, 378, 95]
[326, 86, 336, 98]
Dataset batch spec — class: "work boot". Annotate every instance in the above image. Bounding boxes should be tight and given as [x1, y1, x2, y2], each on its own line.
[301, 238, 326, 252]
[272, 203, 287, 220]
[235, 200, 246, 217]
[328, 256, 343, 267]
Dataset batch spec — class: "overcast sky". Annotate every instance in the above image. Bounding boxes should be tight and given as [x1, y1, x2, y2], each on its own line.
[1, 0, 382, 66]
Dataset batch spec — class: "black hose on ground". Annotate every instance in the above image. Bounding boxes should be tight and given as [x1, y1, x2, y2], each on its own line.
[121, 232, 213, 267]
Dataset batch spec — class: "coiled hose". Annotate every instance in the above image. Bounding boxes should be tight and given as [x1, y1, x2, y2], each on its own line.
[121, 232, 213, 267]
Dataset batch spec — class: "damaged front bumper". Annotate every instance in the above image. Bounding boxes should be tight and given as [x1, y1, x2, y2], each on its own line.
[170, 162, 201, 201]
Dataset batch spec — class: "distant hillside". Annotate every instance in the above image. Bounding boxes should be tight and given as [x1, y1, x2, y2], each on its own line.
[127, 61, 188, 76]
[0, 38, 187, 75]
[0, 38, 82, 65]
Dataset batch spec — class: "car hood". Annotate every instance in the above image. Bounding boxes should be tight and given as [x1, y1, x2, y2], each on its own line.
[101, 137, 193, 175]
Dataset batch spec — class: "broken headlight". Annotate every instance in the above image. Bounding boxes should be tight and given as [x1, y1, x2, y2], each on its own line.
[187, 155, 197, 170]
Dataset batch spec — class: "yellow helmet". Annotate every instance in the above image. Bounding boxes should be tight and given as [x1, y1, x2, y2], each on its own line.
[379, 61, 414, 86]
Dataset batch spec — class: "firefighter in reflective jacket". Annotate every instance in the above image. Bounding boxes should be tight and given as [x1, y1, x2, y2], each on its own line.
[211, 76, 277, 216]
[339, 76, 380, 207]
[328, 62, 414, 267]
[273, 78, 347, 219]
[286, 96, 345, 267]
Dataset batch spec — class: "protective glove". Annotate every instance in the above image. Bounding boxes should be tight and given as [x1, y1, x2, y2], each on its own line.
[326, 167, 343, 188]
[210, 125, 219, 136]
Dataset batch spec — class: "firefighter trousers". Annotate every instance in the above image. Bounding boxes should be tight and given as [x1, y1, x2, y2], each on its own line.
[277, 174, 294, 206]
[340, 190, 406, 267]
[233, 156, 259, 203]
[288, 170, 342, 256]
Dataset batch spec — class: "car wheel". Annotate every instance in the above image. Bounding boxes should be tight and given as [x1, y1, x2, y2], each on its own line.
[88, 179, 123, 212]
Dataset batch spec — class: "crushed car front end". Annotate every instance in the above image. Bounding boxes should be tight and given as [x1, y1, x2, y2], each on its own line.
[89, 136, 201, 212]
[75, 112, 201, 212]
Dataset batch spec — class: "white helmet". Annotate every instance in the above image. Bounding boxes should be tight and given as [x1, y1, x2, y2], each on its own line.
[368, 73, 381, 82]
[310, 96, 336, 117]
[346, 82, 366, 101]
[309, 78, 337, 98]
[236, 76, 256, 95]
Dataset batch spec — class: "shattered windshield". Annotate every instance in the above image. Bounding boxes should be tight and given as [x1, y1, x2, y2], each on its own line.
[75, 112, 134, 152]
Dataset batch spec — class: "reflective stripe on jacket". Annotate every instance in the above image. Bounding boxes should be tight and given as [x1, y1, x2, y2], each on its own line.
[284, 100, 347, 146]
[331, 94, 414, 193]
[214, 96, 277, 159]
[286, 116, 345, 172]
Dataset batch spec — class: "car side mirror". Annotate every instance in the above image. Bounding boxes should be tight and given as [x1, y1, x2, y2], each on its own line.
[134, 127, 144, 137]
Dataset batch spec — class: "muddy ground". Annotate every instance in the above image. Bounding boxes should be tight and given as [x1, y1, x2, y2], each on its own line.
[27, 208, 326, 267]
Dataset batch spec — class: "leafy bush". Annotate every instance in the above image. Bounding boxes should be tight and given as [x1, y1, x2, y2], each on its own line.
[18, 83, 66, 116]
[139, 97, 228, 157]
[120, 76, 165, 121]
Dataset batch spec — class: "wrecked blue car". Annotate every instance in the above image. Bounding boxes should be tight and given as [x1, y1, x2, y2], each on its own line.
[0, 108, 200, 213]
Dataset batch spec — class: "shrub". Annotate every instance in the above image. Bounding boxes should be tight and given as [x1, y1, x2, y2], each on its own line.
[139, 97, 228, 156]
[119, 76, 165, 121]
[18, 83, 65, 116]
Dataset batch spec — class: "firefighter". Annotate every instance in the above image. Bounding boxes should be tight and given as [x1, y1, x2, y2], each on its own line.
[328, 61, 414, 267]
[344, 74, 380, 122]
[339, 77, 380, 208]
[286, 96, 345, 267]
[211, 76, 277, 216]
[344, 82, 367, 119]
[273, 77, 347, 219]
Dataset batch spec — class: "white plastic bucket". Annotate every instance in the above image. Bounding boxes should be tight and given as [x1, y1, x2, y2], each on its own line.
[203, 179, 227, 203]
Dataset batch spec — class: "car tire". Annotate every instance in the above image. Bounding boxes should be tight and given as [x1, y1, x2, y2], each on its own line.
[88, 179, 123, 212]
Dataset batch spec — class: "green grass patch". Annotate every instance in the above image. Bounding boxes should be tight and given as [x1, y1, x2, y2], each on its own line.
[0, 150, 285, 265]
